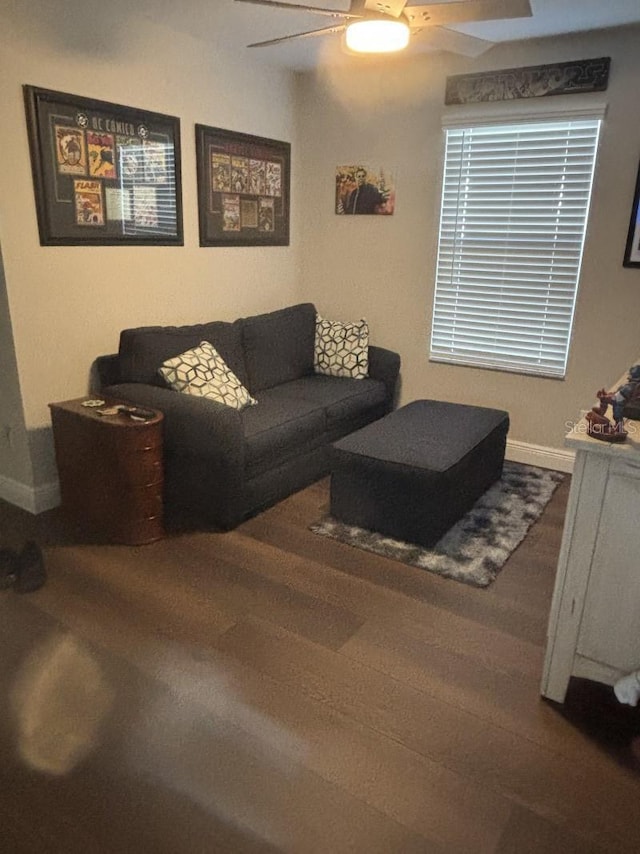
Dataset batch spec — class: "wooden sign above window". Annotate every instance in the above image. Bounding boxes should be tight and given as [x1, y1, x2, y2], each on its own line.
[445, 57, 610, 105]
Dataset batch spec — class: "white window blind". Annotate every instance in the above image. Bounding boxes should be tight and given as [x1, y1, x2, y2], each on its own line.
[430, 117, 602, 378]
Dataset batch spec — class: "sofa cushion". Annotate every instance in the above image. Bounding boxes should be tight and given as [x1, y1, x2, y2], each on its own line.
[265, 376, 387, 432]
[159, 341, 257, 410]
[242, 303, 316, 393]
[241, 391, 325, 479]
[314, 315, 369, 379]
[119, 320, 247, 387]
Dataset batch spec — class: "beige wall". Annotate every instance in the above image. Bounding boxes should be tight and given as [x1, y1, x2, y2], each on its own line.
[0, 0, 300, 496]
[296, 25, 640, 450]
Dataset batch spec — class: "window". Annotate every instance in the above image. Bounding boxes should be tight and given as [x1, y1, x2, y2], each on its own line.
[430, 116, 602, 378]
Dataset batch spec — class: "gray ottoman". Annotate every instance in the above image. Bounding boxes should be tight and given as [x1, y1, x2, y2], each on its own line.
[330, 399, 509, 547]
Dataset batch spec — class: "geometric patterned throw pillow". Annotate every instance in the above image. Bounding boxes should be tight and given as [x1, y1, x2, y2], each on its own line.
[158, 340, 257, 410]
[313, 314, 369, 379]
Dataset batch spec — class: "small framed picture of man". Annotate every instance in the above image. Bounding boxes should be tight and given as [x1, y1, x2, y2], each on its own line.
[336, 165, 395, 215]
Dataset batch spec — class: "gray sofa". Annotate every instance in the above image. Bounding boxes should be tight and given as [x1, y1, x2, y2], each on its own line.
[95, 303, 400, 530]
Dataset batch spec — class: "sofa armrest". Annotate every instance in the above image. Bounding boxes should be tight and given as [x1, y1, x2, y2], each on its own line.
[368, 345, 401, 409]
[103, 383, 244, 458]
[92, 354, 121, 391]
[104, 383, 246, 529]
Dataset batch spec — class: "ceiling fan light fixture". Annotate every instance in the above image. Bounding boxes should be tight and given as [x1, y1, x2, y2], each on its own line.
[345, 17, 410, 54]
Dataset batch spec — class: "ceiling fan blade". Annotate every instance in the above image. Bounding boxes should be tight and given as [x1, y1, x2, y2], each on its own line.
[404, 0, 532, 28]
[234, 0, 361, 19]
[412, 24, 493, 55]
[247, 23, 347, 47]
[362, 0, 409, 18]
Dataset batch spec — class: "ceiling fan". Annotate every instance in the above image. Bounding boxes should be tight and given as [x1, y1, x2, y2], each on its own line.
[234, 0, 533, 58]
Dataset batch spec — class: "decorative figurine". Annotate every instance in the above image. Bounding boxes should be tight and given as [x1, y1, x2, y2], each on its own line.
[586, 364, 640, 442]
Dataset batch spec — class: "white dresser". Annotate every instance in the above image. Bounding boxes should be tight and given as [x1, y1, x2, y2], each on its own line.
[541, 368, 640, 703]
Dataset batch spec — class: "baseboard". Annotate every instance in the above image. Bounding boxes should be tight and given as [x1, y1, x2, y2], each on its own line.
[0, 441, 572, 514]
[506, 439, 574, 474]
[0, 474, 60, 515]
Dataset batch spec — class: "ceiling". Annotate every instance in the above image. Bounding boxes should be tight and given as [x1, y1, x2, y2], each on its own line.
[226, 0, 640, 70]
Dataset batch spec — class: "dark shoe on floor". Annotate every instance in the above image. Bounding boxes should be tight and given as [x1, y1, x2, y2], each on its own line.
[0, 548, 19, 590]
[14, 541, 47, 594]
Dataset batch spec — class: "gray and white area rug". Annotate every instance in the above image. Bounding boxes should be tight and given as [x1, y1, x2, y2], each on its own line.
[310, 462, 564, 588]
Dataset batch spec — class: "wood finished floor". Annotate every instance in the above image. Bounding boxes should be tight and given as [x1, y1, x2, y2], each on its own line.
[1, 475, 640, 853]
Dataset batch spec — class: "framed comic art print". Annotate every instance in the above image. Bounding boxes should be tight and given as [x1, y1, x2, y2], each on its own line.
[196, 125, 290, 247]
[23, 85, 183, 245]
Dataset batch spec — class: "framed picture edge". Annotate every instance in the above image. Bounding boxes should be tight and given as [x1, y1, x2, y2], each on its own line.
[195, 123, 290, 248]
[23, 85, 49, 244]
[623, 159, 640, 269]
[23, 84, 184, 246]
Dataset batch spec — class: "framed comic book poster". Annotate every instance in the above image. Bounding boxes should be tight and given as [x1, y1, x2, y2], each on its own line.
[23, 85, 183, 245]
[196, 125, 290, 247]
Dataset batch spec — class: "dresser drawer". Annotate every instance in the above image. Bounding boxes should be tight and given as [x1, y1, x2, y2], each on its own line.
[108, 483, 164, 519]
[113, 448, 163, 487]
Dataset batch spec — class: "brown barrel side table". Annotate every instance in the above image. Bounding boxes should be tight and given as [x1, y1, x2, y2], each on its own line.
[49, 397, 164, 545]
